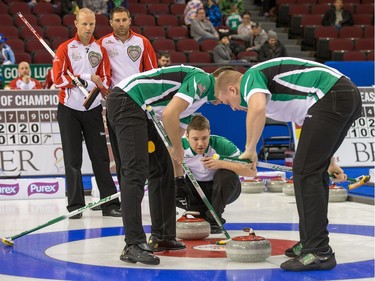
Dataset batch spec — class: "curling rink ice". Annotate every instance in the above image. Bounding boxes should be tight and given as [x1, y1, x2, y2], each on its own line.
[0, 190, 374, 281]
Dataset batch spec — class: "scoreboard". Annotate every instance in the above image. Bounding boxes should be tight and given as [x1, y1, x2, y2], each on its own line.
[0, 92, 59, 146]
[335, 86, 375, 167]
[0, 90, 94, 176]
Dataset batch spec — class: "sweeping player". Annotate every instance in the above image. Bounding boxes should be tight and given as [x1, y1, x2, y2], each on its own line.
[106, 65, 219, 265]
[214, 57, 362, 271]
[53, 8, 121, 218]
[97, 6, 157, 187]
[175, 114, 256, 233]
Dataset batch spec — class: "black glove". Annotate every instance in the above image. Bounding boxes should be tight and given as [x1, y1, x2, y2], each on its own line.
[175, 176, 190, 209]
[72, 77, 88, 88]
[175, 176, 187, 196]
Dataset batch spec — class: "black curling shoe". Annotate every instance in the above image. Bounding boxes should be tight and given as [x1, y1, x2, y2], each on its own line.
[148, 235, 186, 252]
[281, 247, 336, 271]
[120, 243, 160, 265]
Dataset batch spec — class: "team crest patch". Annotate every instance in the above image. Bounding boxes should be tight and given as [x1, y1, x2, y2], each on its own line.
[127, 45, 141, 62]
[88, 51, 102, 68]
[197, 83, 207, 96]
[71, 52, 82, 61]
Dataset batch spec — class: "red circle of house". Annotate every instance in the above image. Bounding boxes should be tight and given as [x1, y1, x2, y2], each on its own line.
[156, 238, 297, 258]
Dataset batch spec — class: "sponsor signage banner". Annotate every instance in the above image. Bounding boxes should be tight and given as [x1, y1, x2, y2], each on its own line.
[0, 178, 65, 200]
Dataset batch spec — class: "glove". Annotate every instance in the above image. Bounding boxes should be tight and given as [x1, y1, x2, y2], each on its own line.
[175, 176, 187, 196]
[72, 77, 88, 88]
[175, 176, 190, 209]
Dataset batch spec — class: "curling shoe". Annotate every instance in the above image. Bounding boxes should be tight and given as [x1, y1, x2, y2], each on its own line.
[285, 242, 303, 257]
[69, 213, 82, 219]
[102, 207, 122, 217]
[281, 247, 336, 271]
[120, 243, 160, 265]
[148, 235, 186, 252]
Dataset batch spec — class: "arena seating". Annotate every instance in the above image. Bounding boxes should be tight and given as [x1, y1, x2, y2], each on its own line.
[3, 0, 372, 65]
[276, 0, 374, 61]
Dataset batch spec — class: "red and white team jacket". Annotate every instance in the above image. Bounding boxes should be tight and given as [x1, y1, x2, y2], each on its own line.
[8, 77, 42, 90]
[53, 34, 111, 111]
[97, 30, 157, 87]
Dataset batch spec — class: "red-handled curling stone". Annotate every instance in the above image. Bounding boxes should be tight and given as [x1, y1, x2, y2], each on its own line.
[176, 211, 210, 240]
[241, 177, 265, 193]
[226, 228, 271, 262]
[282, 178, 295, 196]
[266, 176, 286, 192]
[329, 183, 348, 202]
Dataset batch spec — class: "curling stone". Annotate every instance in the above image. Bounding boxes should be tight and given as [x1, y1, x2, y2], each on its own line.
[266, 176, 286, 192]
[176, 211, 210, 240]
[329, 183, 348, 202]
[282, 179, 295, 196]
[226, 228, 271, 262]
[241, 177, 265, 193]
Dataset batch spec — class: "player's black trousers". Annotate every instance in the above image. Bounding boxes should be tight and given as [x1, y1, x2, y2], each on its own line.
[106, 87, 176, 245]
[293, 77, 362, 254]
[185, 169, 241, 222]
[57, 103, 120, 212]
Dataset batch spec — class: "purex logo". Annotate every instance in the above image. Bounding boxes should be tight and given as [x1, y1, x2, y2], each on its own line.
[0, 183, 20, 196]
[28, 182, 59, 196]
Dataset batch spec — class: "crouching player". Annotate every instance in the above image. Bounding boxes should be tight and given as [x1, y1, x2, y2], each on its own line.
[175, 115, 256, 233]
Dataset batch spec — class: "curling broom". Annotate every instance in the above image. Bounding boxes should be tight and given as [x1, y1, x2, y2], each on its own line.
[1, 192, 120, 246]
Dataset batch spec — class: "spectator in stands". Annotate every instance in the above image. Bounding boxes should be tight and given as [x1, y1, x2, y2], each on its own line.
[225, 5, 242, 33]
[213, 32, 247, 64]
[184, 0, 204, 26]
[229, 12, 254, 48]
[262, 0, 276, 18]
[158, 52, 171, 67]
[28, 0, 57, 10]
[82, 0, 107, 15]
[0, 34, 15, 67]
[61, 0, 80, 17]
[8, 61, 42, 90]
[322, 0, 353, 29]
[257, 30, 287, 62]
[190, 8, 219, 44]
[219, 0, 244, 17]
[205, 0, 222, 28]
[213, 33, 233, 64]
[107, 0, 128, 10]
[246, 22, 268, 53]
[0, 33, 16, 89]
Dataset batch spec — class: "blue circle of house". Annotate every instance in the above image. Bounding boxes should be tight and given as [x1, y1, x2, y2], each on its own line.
[0, 223, 373, 281]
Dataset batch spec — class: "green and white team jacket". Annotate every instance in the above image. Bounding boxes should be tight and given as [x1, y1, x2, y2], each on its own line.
[240, 57, 345, 125]
[182, 135, 241, 181]
[116, 65, 216, 128]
